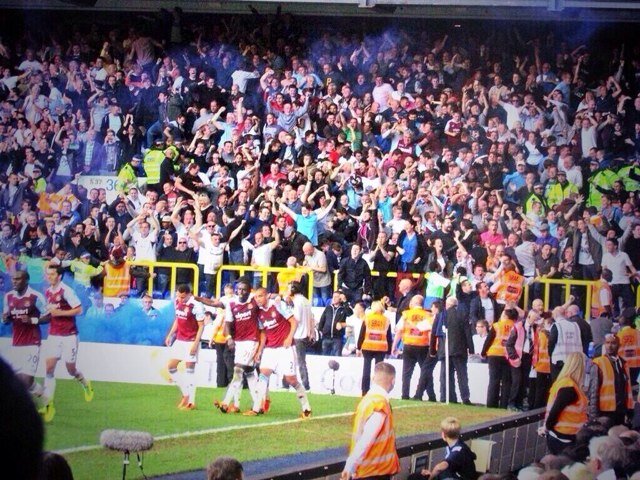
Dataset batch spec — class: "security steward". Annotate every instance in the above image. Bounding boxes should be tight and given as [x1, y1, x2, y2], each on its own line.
[589, 333, 634, 426]
[482, 308, 517, 408]
[391, 295, 436, 401]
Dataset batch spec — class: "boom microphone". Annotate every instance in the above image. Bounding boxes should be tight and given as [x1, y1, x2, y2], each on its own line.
[328, 359, 340, 371]
[100, 430, 154, 452]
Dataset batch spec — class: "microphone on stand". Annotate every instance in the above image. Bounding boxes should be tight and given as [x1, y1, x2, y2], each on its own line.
[100, 430, 154, 480]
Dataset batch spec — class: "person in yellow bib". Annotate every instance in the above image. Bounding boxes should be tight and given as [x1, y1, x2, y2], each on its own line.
[539, 352, 588, 455]
[589, 334, 634, 426]
[391, 295, 436, 401]
[342, 362, 399, 480]
[357, 301, 392, 395]
[616, 311, 640, 390]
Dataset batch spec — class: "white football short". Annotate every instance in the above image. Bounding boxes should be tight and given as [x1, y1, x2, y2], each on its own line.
[10, 345, 40, 377]
[260, 346, 297, 377]
[234, 340, 258, 366]
[45, 334, 78, 363]
[170, 339, 199, 363]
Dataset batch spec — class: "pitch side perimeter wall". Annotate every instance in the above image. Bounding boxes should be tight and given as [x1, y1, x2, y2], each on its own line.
[0, 338, 490, 403]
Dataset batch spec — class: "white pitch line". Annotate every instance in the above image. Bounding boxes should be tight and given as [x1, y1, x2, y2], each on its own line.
[55, 402, 435, 455]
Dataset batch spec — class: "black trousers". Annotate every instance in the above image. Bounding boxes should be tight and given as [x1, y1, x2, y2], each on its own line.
[361, 350, 386, 395]
[415, 355, 438, 401]
[532, 371, 552, 409]
[401, 345, 429, 400]
[509, 352, 532, 408]
[547, 432, 575, 455]
[438, 355, 470, 403]
[487, 356, 511, 408]
[215, 342, 234, 387]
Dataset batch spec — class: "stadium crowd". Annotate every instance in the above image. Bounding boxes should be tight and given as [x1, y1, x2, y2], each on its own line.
[2, 4, 640, 465]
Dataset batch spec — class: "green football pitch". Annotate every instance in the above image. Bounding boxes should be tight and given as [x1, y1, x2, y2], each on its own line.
[45, 380, 509, 480]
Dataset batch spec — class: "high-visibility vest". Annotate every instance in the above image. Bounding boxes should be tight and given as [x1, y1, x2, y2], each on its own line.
[508, 322, 536, 368]
[400, 307, 432, 347]
[350, 392, 400, 478]
[143, 149, 165, 186]
[534, 328, 551, 374]
[545, 377, 587, 436]
[103, 262, 131, 297]
[495, 271, 524, 304]
[590, 280, 612, 319]
[587, 169, 619, 208]
[593, 356, 634, 412]
[212, 315, 228, 344]
[361, 312, 389, 352]
[618, 165, 640, 192]
[551, 319, 582, 364]
[486, 319, 515, 357]
[617, 326, 640, 369]
[116, 163, 138, 193]
[524, 192, 548, 214]
[546, 181, 578, 208]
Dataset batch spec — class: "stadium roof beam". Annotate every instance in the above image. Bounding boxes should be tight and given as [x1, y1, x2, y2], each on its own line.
[0, 0, 639, 22]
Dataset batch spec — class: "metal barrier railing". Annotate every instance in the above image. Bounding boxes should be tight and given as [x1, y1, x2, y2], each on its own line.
[333, 270, 637, 321]
[124, 260, 200, 297]
[215, 265, 314, 299]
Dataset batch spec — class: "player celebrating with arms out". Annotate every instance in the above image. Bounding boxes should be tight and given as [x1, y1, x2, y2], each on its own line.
[2, 271, 50, 417]
[247, 288, 312, 418]
[164, 284, 205, 410]
[215, 278, 263, 414]
[42, 265, 92, 421]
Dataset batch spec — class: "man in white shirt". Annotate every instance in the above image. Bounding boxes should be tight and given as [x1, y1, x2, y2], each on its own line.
[288, 281, 314, 391]
[601, 238, 638, 316]
[246, 227, 280, 289]
[123, 211, 159, 262]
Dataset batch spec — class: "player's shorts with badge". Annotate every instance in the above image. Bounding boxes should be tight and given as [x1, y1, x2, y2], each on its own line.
[171, 339, 199, 362]
[234, 340, 259, 366]
[260, 346, 297, 377]
[46, 334, 78, 363]
[10, 345, 40, 377]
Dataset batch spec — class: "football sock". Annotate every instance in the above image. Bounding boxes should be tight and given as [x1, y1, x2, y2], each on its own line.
[44, 374, 56, 401]
[185, 367, 195, 404]
[224, 366, 244, 407]
[168, 367, 187, 396]
[254, 373, 270, 411]
[292, 381, 311, 411]
[74, 372, 89, 388]
[29, 381, 44, 398]
[245, 369, 260, 411]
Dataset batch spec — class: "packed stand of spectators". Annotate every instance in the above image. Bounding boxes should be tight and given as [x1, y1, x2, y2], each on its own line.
[0, 10, 638, 345]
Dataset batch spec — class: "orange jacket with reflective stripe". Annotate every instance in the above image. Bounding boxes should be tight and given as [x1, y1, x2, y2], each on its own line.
[350, 392, 399, 478]
[546, 377, 587, 436]
[486, 319, 515, 357]
[593, 356, 634, 412]
[103, 262, 131, 297]
[617, 327, 640, 369]
[361, 312, 390, 352]
[495, 270, 524, 304]
[533, 328, 551, 374]
[400, 307, 432, 347]
[212, 315, 228, 344]
[590, 280, 612, 319]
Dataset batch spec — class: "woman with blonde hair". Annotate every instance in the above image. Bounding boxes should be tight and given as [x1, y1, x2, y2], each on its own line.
[357, 300, 392, 395]
[539, 352, 588, 454]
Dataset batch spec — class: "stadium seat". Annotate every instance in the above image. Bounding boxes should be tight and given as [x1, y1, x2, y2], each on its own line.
[470, 439, 495, 474]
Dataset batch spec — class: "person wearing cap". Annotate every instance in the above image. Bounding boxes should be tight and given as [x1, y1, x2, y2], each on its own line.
[70, 251, 103, 289]
[546, 170, 579, 208]
[524, 182, 548, 215]
[115, 154, 142, 194]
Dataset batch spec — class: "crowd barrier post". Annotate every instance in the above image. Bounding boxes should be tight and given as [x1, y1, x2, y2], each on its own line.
[215, 265, 314, 299]
[125, 260, 200, 297]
